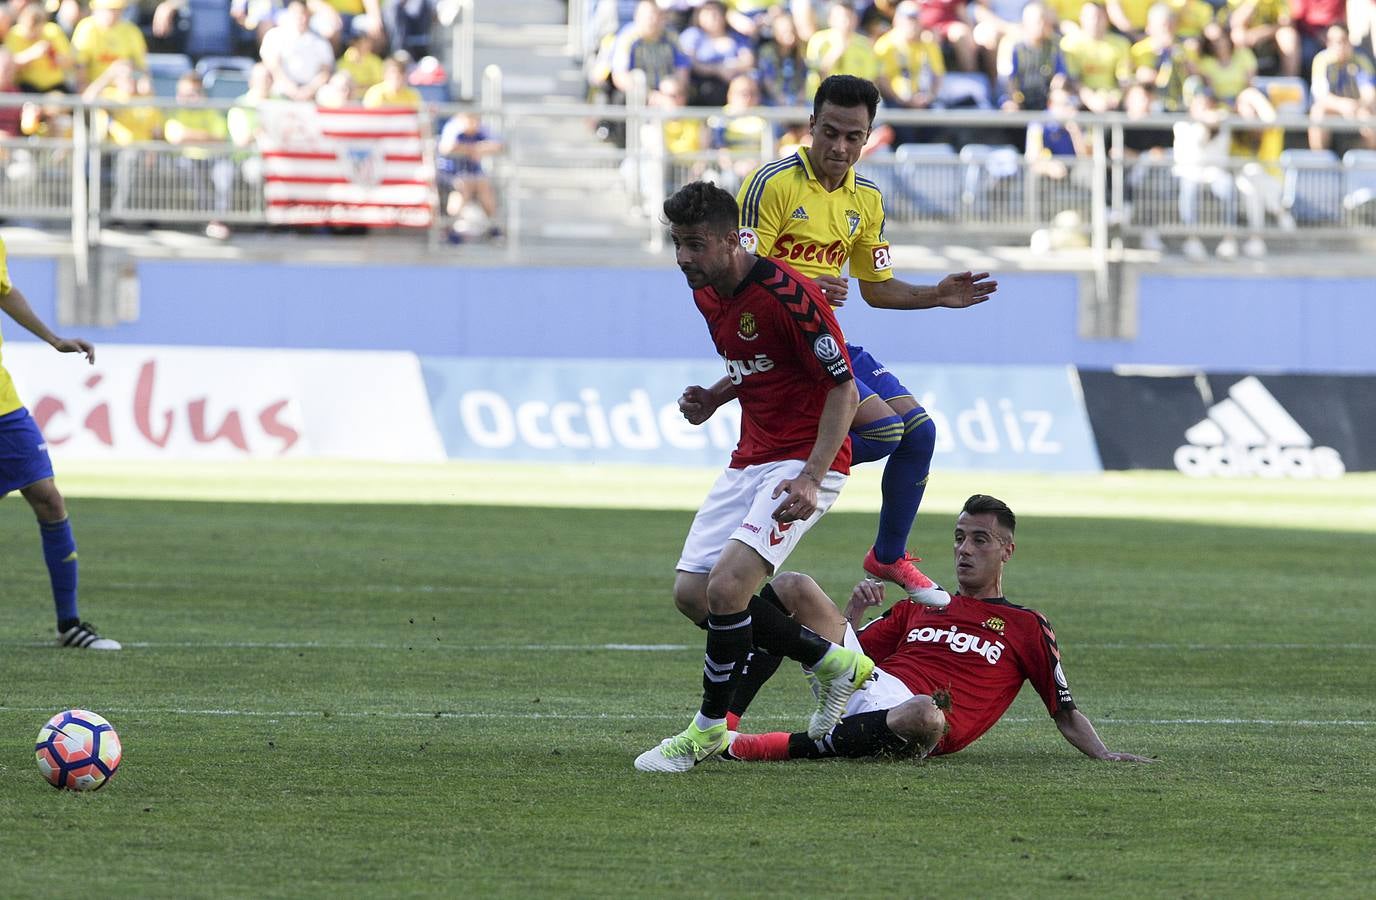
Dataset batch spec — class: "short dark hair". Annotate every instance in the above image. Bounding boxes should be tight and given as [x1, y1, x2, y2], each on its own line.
[962, 494, 1016, 535]
[813, 74, 879, 124]
[663, 181, 739, 234]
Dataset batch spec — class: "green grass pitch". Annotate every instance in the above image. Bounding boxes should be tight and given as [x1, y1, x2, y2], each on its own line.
[1, 464, 1373, 897]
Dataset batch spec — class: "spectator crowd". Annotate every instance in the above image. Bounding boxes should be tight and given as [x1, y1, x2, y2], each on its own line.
[0, 0, 508, 241]
[585, 0, 1376, 253]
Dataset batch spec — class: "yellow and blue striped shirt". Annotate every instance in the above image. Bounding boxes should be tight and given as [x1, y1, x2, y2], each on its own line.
[736, 148, 894, 287]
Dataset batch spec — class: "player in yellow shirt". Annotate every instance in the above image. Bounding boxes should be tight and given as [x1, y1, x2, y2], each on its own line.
[0, 236, 120, 649]
[686, 77, 995, 654]
[362, 56, 422, 108]
[71, 0, 149, 88]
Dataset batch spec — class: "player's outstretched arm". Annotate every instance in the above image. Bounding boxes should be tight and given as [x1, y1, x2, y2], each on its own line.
[0, 286, 95, 363]
[858, 271, 998, 311]
[1053, 708, 1158, 763]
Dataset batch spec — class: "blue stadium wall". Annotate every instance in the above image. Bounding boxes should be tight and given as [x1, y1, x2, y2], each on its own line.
[6, 257, 1373, 372]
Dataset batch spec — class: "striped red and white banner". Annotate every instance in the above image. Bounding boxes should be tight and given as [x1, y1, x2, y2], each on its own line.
[257, 102, 435, 228]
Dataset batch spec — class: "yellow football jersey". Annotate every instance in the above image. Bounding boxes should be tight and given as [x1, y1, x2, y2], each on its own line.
[1060, 31, 1131, 91]
[873, 31, 945, 99]
[71, 18, 147, 84]
[736, 148, 894, 288]
[0, 236, 22, 416]
[5, 22, 73, 92]
[363, 84, 421, 108]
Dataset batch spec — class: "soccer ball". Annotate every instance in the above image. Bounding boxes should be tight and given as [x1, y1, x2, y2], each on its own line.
[34, 709, 123, 791]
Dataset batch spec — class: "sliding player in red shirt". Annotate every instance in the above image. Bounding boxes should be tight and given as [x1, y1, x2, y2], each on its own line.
[726, 494, 1155, 763]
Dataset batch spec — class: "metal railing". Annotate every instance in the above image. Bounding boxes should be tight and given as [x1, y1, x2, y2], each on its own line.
[4, 93, 1376, 253]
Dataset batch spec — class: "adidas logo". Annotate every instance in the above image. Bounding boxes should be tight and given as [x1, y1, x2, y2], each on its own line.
[1174, 376, 1344, 479]
[790, 206, 808, 220]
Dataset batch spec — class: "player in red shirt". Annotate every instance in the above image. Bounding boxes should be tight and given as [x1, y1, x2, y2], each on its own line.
[636, 181, 877, 773]
[725, 494, 1156, 763]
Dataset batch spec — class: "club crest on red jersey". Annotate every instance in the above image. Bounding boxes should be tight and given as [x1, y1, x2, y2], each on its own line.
[982, 616, 1006, 634]
[737, 312, 759, 341]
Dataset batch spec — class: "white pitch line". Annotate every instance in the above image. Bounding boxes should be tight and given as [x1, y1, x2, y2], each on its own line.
[2, 639, 1374, 652]
[0, 705, 1370, 727]
[99, 582, 653, 596]
[0, 641, 697, 651]
[1084, 642, 1376, 651]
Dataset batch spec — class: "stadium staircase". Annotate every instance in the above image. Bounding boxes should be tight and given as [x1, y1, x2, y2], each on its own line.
[472, 0, 656, 259]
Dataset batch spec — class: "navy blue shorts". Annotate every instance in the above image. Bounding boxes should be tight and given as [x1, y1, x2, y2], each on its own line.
[847, 343, 911, 408]
[0, 407, 55, 496]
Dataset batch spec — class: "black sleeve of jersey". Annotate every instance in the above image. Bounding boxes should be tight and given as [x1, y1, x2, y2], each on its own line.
[1033, 610, 1077, 712]
[759, 263, 852, 384]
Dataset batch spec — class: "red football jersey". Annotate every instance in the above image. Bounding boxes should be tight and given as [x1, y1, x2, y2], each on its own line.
[694, 257, 854, 473]
[857, 594, 1076, 755]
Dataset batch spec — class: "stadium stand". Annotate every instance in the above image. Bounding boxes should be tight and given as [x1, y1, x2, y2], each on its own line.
[1281, 148, 1345, 223]
[147, 53, 194, 98]
[1, 0, 1373, 260]
[1343, 148, 1376, 211]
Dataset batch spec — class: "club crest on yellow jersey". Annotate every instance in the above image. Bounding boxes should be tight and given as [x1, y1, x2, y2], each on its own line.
[845, 208, 861, 236]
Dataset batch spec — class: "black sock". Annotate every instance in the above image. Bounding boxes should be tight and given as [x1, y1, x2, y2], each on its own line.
[746, 593, 830, 667]
[701, 610, 753, 721]
[787, 709, 911, 759]
[726, 650, 784, 720]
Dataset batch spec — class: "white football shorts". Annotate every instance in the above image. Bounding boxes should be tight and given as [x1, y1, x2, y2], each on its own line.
[676, 458, 847, 575]
[841, 623, 915, 717]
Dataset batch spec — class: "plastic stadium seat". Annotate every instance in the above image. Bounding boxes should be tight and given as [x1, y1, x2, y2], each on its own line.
[147, 52, 193, 78]
[1342, 149, 1376, 210]
[195, 56, 255, 78]
[1253, 76, 1310, 115]
[1280, 149, 1342, 224]
[892, 142, 961, 218]
[203, 69, 250, 99]
[415, 82, 452, 104]
[936, 71, 993, 110]
[186, 0, 236, 58]
[959, 143, 1021, 214]
[147, 54, 192, 97]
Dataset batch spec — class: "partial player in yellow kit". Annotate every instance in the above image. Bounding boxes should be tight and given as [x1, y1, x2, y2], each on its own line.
[0, 236, 120, 649]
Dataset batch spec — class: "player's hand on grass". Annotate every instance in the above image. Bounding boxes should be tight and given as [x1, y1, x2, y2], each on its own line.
[1100, 751, 1159, 763]
[770, 474, 819, 523]
[678, 385, 718, 425]
[936, 271, 998, 309]
[815, 274, 849, 307]
[52, 337, 95, 363]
